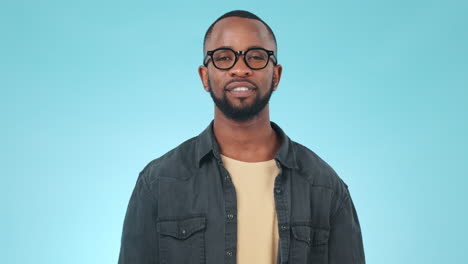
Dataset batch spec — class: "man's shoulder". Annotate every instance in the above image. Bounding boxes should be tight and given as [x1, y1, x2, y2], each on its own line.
[291, 139, 348, 194]
[139, 136, 200, 184]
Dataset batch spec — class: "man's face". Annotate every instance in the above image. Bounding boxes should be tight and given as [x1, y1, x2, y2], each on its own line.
[199, 17, 282, 122]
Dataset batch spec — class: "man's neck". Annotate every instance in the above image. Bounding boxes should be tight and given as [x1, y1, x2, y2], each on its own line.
[213, 107, 281, 162]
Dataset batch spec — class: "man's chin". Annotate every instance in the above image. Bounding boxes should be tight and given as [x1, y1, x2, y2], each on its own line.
[226, 92, 256, 101]
[209, 87, 272, 121]
[227, 100, 255, 109]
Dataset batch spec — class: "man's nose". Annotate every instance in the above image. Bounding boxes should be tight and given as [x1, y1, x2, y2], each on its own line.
[228, 56, 252, 77]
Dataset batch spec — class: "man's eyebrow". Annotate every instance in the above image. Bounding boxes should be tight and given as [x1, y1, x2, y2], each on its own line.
[246, 45, 267, 50]
[214, 45, 234, 50]
[211, 45, 271, 50]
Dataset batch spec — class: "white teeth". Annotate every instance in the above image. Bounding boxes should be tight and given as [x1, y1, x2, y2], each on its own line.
[232, 87, 250, 92]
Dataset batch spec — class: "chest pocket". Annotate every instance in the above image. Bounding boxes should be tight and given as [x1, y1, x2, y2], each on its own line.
[290, 225, 330, 264]
[157, 216, 206, 264]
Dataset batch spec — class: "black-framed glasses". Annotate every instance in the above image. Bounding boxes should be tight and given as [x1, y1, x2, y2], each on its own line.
[203, 47, 277, 70]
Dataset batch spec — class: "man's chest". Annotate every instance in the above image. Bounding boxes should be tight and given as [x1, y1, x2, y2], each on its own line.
[154, 167, 333, 264]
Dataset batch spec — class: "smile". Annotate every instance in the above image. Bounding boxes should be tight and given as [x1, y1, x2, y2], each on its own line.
[227, 86, 255, 98]
[232, 87, 251, 92]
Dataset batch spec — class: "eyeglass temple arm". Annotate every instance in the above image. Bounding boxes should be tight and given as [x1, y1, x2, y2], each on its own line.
[203, 50, 218, 66]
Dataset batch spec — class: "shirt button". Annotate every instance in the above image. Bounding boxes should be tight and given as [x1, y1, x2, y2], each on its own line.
[180, 229, 186, 235]
[275, 188, 282, 195]
[227, 214, 234, 220]
[281, 225, 288, 231]
[224, 175, 230, 181]
[226, 250, 233, 257]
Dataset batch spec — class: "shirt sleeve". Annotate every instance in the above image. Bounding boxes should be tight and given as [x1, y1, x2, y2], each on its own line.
[328, 190, 366, 264]
[118, 172, 158, 264]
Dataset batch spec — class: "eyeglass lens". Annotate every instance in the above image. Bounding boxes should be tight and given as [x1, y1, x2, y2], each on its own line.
[212, 49, 269, 69]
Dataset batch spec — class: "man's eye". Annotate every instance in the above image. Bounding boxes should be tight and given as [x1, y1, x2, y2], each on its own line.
[215, 56, 232, 61]
[248, 55, 266, 61]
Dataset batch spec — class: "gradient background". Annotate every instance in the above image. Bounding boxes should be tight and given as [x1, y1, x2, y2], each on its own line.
[1, 0, 467, 263]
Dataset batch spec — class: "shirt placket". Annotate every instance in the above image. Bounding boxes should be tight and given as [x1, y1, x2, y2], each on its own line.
[217, 158, 238, 264]
[274, 160, 291, 263]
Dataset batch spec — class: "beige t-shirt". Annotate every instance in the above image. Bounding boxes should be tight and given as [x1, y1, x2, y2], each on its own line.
[221, 154, 281, 264]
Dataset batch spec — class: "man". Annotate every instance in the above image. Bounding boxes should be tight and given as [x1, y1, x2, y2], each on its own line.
[118, 10, 365, 264]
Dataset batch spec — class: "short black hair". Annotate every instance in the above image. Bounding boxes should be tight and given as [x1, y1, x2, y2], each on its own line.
[203, 10, 277, 53]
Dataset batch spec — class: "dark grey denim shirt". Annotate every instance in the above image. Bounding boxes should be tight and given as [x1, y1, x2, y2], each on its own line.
[118, 121, 365, 264]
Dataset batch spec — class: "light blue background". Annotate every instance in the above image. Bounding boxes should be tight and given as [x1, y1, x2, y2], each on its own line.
[1, 0, 467, 263]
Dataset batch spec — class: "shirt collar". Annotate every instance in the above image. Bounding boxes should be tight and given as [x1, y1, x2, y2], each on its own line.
[196, 120, 298, 169]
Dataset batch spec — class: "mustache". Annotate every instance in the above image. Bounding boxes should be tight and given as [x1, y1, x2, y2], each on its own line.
[224, 79, 258, 90]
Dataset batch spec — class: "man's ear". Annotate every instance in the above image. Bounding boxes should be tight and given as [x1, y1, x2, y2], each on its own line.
[272, 64, 283, 91]
[198, 66, 210, 92]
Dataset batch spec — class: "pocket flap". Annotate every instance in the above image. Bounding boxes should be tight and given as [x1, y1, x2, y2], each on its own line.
[157, 216, 206, 240]
[291, 225, 329, 246]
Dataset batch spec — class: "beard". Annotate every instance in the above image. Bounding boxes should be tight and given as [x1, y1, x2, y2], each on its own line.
[208, 78, 275, 122]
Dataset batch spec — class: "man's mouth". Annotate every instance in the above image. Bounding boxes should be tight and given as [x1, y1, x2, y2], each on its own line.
[225, 81, 257, 98]
[227, 86, 255, 98]
[232, 87, 251, 92]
